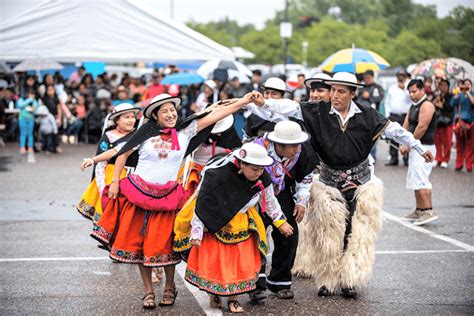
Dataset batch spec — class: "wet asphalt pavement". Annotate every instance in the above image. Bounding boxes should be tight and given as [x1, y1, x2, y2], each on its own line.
[0, 142, 472, 315]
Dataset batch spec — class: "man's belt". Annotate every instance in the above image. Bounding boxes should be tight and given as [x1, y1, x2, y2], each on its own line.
[319, 159, 371, 190]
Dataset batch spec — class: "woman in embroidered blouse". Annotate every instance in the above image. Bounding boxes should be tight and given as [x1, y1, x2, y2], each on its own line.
[174, 142, 294, 313]
[91, 93, 254, 309]
[77, 103, 139, 223]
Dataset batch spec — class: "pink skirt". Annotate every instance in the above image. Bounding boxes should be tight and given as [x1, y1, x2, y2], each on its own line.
[102, 174, 190, 212]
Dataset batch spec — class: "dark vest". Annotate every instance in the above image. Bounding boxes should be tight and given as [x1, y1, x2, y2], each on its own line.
[408, 100, 437, 145]
[300, 101, 389, 169]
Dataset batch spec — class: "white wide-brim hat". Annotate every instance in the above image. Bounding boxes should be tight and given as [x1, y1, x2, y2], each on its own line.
[204, 79, 217, 90]
[267, 120, 310, 144]
[325, 72, 365, 88]
[144, 93, 182, 118]
[262, 77, 287, 93]
[233, 142, 274, 167]
[109, 103, 141, 121]
[211, 114, 234, 134]
[304, 72, 332, 89]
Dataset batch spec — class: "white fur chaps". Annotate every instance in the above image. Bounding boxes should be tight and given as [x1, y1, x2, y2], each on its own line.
[292, 176, 384, 293]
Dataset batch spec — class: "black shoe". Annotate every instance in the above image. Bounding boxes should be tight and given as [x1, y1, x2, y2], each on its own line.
[403, 156, 409, 166]
[275, 289, 294, 299]
[249, 289, 267, 302]
[385, 159, 398, 166]
[318, 286, 330, 297]
[341, 287, 358, 299]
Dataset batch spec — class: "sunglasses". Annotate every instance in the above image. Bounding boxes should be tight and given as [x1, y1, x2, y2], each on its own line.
[460, 88, 467, 91]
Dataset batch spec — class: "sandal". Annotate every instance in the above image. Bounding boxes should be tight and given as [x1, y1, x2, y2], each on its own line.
[275, 289, 294, 299]
[227, 300, 244, 313]
[142, 292, 156, 309]
[209, 294, 222, 308]
[158, 287, 178, 306]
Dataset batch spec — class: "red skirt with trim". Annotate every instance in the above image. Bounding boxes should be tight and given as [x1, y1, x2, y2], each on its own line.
[91, 174, 191, 267]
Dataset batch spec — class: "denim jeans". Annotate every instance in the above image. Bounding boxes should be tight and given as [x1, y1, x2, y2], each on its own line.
[41, 132, 54, 152]
[19, 118, 35, 148]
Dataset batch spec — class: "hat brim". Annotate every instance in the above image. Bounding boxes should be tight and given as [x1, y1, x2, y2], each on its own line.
[267, 131, 310, 145]
[144, 96, 182, 118]
[325, 79, 365, 88]
[211, 115, 234, 134]
[232, 149, 275, 167]
[109, 108, 141, 121]
[262, 86, 288, 94]
[304, 78, 330, 89]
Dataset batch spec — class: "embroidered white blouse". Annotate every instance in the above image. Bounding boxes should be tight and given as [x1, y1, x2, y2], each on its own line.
[131, 120, 198, 184]
[95, 131, 122, 193]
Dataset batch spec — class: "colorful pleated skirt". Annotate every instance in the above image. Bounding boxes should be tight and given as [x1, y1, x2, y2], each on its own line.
[176, 161, 204, 192]
[91, 174, 191, 267]
[174, 195, 267, 296]
[77, 164, 126, 223]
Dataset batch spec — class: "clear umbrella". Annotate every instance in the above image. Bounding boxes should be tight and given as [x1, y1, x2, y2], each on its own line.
[13, 58, 63, 72]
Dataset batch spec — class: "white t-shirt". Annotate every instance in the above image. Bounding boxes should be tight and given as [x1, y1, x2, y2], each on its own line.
[132, 120, 198, 184]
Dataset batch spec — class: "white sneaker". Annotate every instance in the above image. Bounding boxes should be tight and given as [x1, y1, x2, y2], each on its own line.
[440, 162, 448, 168]
[69, 135, 76, 144]
[432, 161, 439, 167]
[27, 152, 36, 163]
[413, 210, 438, 226]
[61, 135, 68, 144]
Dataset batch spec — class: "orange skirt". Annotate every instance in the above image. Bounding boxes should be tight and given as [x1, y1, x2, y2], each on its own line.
[177, 161, 204, 192]
[185, 233, 262, 296]
[91, 195, 181, 267]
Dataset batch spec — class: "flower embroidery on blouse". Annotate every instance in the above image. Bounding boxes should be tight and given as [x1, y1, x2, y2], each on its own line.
[150, 136, 172, 160]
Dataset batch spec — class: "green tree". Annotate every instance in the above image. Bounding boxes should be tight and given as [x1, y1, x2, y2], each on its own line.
[442, 6, 474, 63]
[239, 25, 284, 64]
[385, 30, 444, 67]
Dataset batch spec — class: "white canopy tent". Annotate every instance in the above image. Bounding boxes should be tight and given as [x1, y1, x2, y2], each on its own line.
[0, 0, 235, 62]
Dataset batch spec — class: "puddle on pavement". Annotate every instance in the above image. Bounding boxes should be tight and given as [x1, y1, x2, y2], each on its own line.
[0, 155, 14, 171]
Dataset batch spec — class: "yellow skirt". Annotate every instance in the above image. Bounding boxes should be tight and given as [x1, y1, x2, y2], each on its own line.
[173, 194, 268, 256]
[77, 164, 126, 223]
[176, 161, 204, 192]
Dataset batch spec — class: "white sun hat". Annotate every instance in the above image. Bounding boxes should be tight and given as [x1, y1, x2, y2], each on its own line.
[211, 114, 234, 134]
[262, 77, 287, 93]
[143, 93, 181, 118]
[109, 103, 140, 121]
[233, 142, 274, 167]
[325, 72, 365, 88]
[267, 121, 310, 144]
[204, 79, 217, 90]
[304, 72, 332, 89]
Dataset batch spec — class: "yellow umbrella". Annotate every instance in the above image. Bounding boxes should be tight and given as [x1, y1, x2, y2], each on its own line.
[319, 48, 390, 74]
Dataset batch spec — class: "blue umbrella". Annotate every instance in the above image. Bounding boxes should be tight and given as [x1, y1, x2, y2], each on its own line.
[161, 72, 204, 85]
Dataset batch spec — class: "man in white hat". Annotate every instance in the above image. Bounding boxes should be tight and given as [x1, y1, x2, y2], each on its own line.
[243, 77, 289, 141]
[247, 72, 433, 299]
[249, 121, 315, 301]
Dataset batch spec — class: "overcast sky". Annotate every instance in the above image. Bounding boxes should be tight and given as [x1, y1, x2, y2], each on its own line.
[155, 0, 474, 29]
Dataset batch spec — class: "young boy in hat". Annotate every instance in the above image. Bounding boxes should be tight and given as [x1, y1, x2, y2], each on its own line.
[250, 120, 315, 300]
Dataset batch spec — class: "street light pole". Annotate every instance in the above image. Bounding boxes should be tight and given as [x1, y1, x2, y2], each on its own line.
[283, 0, 289, 75]
[302, 41, 308, 67]
[170, 0, 174, 19]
